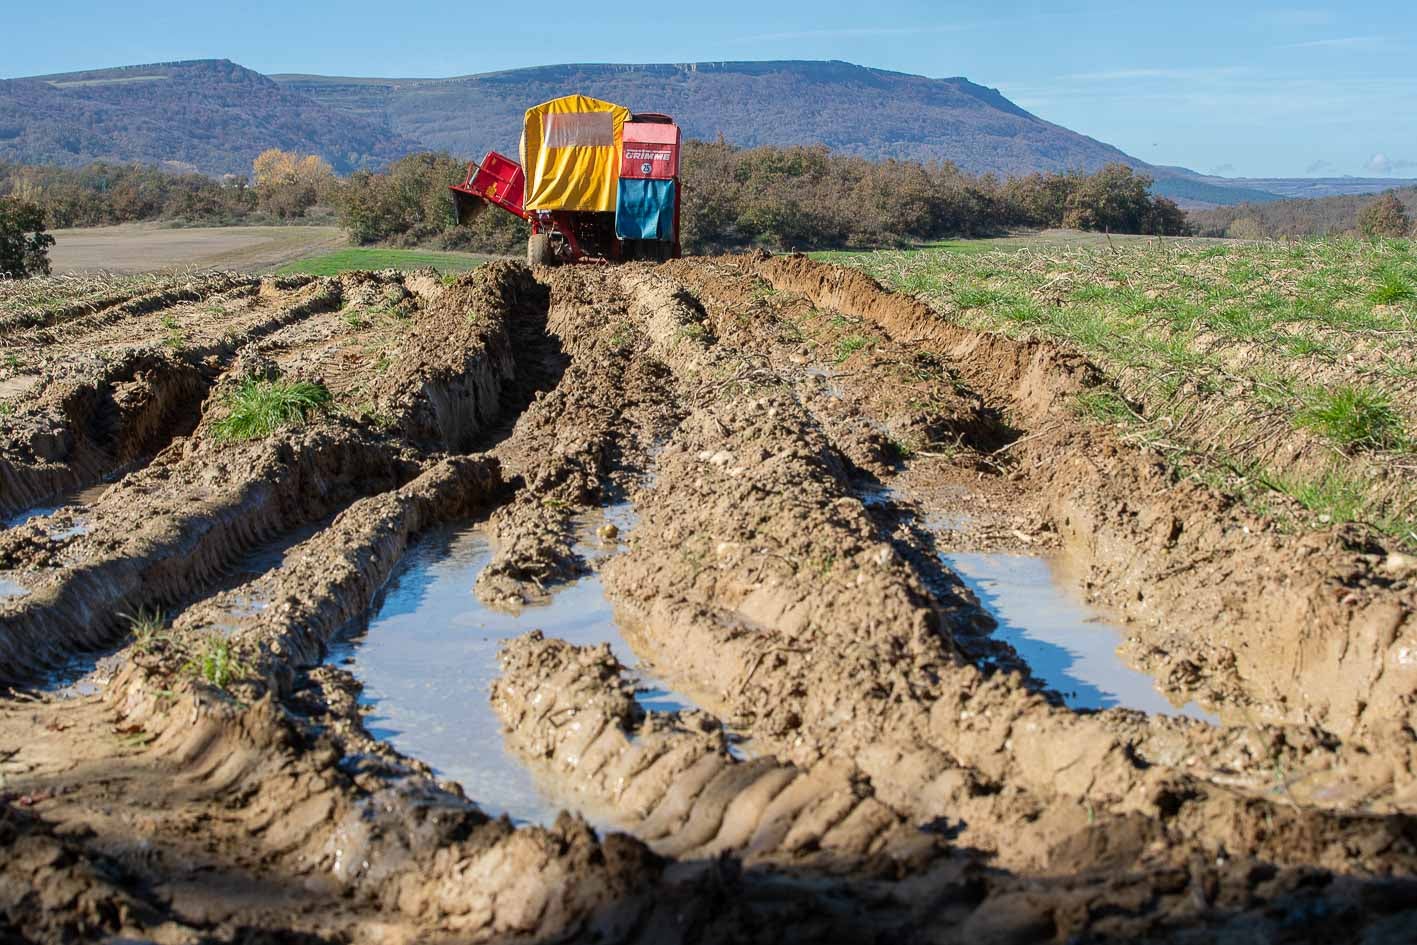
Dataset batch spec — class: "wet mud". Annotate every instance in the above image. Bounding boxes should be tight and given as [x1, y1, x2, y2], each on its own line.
[2, 255, 1414, 943]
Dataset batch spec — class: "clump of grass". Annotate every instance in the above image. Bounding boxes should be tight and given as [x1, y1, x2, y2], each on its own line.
[185, 637, 246, 690]
[1292, 471, 1369, 524]
[1369, 268, 1415, 305]
[609, 322, 636, 351]
[884, 436, 916, 461]
[348, 400, 396, 431]
[212, 377, 333, 442]
[834, 334, 870, 362]
[160, 313, 187, 350]
[1276, 333, 1337, 361]
[676, 321, 711, 345]
[122, 607, 167, 652]
[953, 286, 1006, 308]
[1295, 384, 1406, 452]
[749, 280, 779, 303]
[1074, 389, 1137, 425]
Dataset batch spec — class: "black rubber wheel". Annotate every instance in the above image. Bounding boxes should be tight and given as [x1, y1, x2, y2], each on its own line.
[527, 233, 554, 267]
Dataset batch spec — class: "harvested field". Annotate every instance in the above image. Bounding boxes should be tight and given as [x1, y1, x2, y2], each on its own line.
[43, 224, 347, 275]
[1, 253, 1415, 943]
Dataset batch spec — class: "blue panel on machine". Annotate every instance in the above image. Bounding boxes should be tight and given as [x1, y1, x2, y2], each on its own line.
[615, 178, 676, 240]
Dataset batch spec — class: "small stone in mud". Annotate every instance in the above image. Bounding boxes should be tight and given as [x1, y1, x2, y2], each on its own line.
[1381, 552, 1417, 578]
[598, 523, 620, 543]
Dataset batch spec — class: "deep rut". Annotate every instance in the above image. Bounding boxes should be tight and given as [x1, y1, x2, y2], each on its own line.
[1, 257, 1414, 944]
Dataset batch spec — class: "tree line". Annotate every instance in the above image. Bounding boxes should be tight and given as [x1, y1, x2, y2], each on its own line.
[338, 141, 1191, 253]
[2, 142, 1198, 277]
[0, 149, 337, 229]
[1190, 188, 1416, 240]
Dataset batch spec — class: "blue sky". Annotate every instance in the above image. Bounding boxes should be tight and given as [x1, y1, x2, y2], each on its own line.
[6, 1, 1414, 178]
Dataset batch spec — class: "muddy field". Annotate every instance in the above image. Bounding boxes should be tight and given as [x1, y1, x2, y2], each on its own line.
[1, 254, 1414, 943]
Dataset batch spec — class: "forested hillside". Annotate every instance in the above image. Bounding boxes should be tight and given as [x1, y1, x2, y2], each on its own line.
[7, 58, 1412, 208]
[0, 60, 415, 175]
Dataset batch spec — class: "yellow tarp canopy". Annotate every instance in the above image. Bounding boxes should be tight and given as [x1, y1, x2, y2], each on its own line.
[520, 94, 629, 213]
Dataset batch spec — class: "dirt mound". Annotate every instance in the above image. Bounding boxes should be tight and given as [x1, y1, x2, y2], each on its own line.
[1, 255, 1414, 943]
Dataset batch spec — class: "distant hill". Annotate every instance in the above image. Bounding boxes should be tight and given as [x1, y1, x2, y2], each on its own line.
[277, 61, 1142, 176]
[0, 60, 416, 175]
[1188, 185, 1417, 238]
[275, 61, 1291, 206]
[6, 58, 1414, 206]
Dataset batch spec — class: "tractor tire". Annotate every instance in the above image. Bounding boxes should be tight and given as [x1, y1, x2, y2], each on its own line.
[527, 233, 554, 267]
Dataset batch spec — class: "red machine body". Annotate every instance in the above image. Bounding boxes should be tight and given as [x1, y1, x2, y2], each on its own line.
[451, 151, 526, 221]
[450, 106, 681, 266]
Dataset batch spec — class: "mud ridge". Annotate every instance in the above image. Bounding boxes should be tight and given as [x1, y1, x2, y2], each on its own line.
[0, 277, 347, 522]
[754, 253, 1417, 740]
[0, 425, 405, 686]
[0, 272, 264, 341]
[372, 261, 534, 452]
[495, 631, 938, 869]
[753, 253, 1104, 425]
[475, 267, 681, 608]
[0, 350, 207, 521]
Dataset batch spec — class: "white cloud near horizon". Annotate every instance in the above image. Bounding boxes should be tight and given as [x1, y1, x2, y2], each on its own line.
[1279, 36, 1383, 49]
[1368, 153, 1417, 174]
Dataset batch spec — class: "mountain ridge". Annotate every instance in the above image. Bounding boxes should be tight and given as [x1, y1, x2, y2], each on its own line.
[5, 58, 1414, 206]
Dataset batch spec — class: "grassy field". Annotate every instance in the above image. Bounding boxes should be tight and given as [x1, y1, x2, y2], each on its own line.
[275, 247, 488, 276]
[837, 236, 1417, 545]
[811, 228, 1230, 262]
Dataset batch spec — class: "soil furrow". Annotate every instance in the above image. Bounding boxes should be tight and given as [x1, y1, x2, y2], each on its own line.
[493, 631, 935, 869]
[0, 278, 345, 522]
[754, 253, 1417, 739]
[4, 256, 1416, 944]
[0, 424, 404, 685]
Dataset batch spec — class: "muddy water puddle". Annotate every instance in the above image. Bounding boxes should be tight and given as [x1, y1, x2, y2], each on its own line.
[330, 505, 699, 826]
[943, 552, 1217, 723]
[5, 482, 111, 531]
[0, 573, 29, 600]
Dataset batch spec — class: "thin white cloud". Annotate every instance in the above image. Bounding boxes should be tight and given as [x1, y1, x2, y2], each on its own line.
[738, 26, 966, 43]
[1062, 66, 1248, 82]
[1368, 153, 1417, 174]
[1280, 36, 1383, 49]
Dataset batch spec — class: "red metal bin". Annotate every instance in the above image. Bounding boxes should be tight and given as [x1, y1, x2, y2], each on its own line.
[452, 151, 526, 222]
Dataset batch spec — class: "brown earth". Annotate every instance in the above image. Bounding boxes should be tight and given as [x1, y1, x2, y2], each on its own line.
[43, 224, 346, 275]
[0, 254, 1414, 943]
